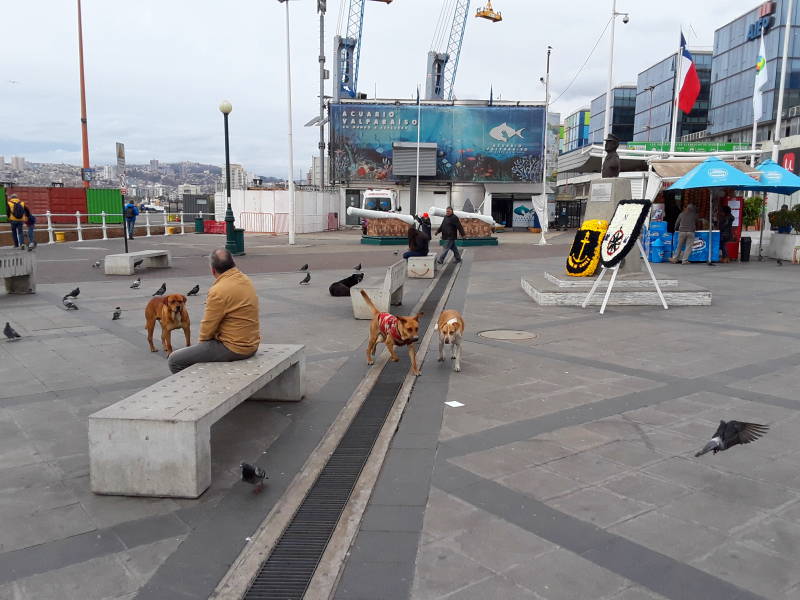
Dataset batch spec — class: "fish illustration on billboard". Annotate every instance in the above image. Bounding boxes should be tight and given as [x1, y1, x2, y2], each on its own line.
[489, 123, 525, 142]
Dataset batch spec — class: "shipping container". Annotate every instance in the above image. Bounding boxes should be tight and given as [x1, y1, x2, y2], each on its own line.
[182, 194, 213, 217]
[86, 188, 124, 224]
[0, 187, 5, 222]
[48, 187, 88, 223]
[7, 187, 49, 219]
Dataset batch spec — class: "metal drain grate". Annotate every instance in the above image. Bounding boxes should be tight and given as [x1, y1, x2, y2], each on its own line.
[244, 263, 456, 600]
[478, 329, 537, 341]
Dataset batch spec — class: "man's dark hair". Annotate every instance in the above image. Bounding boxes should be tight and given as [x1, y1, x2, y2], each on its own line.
[210, 248, 235, 274]
[446, 206, 453, 211]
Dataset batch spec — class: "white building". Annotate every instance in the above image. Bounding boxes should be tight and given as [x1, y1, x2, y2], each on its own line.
[11, 156, 25, 170]
[178, 183, 201, 196]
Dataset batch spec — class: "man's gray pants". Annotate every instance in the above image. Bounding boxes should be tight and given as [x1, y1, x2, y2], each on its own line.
[437, 239, 461, 263]
[168, 339, 254, 374]
[673, 231, 695, 262]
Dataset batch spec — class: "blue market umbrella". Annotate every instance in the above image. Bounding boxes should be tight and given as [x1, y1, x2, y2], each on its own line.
[755, 159, 800, 194]
[668, 157, 763, 265]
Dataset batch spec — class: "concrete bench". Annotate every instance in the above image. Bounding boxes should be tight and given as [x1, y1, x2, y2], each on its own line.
[407, 253, 438, 279]
[351, 259, 406, 319]
[104, 249, 171, 276]
[0, 250, 36, 294]
[88, 344, 304, 498]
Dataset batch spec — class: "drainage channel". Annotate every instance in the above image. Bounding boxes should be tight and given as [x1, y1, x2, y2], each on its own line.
[243, 262, 457, 600]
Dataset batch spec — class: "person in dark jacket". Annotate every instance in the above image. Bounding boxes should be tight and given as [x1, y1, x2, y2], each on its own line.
[719, 205, 734, 263]
[124, 199, 139, 240]
[417, 212, 432, 239]
[436, 207, 465, 264]
[403, 225, 430, 260]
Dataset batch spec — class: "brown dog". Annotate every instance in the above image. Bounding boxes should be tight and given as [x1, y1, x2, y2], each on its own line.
[436, 309, 465, 372]
[145, 294, 190, 356]
[361, 290, 423, 376]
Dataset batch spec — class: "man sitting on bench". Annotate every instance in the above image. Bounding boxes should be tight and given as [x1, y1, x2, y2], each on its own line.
[168, 248, 261, 373]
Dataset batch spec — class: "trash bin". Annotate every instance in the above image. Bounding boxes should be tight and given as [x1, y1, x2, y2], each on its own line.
[740, 236, 752, 262]
[234, 228, 245, 255]
[194, 218, 204, 233]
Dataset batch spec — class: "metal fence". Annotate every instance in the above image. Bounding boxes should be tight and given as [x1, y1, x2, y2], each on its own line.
[26, 211, 210, 244]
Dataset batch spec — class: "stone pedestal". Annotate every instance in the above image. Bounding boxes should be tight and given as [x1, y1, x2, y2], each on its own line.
[586, 178, 641, 276]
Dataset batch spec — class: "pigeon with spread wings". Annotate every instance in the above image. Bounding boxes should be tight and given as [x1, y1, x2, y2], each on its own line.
[695, 420, 769, 457]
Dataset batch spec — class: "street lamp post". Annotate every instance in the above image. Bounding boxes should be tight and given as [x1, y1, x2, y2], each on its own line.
[279, 0, 296, 245]
[219, 100, 239, 255]
[602, 1, 629, 149]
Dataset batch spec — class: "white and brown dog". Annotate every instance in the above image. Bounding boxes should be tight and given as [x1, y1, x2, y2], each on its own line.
[436, 309, 465, 372]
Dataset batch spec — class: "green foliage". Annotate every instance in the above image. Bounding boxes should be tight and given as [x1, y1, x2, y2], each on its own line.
[768, 206, 800, 231]
[742, 196, 763, 227]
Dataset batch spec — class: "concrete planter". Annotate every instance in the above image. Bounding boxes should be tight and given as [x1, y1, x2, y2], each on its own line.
[766, 232, 800, 261]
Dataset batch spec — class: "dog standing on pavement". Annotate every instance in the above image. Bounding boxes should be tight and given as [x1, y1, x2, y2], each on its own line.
[436, 309, 465, 372]
[145, 294, 191, 356]
[360, 290, 423, 376]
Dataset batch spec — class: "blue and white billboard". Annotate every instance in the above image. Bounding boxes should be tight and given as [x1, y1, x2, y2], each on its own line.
[330, 103, 545, 183]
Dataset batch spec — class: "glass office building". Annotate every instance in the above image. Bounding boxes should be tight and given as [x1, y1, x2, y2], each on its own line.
[708, 0, 800, 142]
[633, 51, 712, 142]
[561, 108, 591, 154]
[589, 86, 636, 144]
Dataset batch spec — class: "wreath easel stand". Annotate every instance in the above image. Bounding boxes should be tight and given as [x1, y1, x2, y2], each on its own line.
[581, 239, 669, 315]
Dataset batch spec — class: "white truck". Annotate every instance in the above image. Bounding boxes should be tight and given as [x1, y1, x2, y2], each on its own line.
[362, 189, 400, 213]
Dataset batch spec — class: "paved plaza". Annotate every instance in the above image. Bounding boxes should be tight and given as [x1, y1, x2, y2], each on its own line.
[0, 230, 799, 599]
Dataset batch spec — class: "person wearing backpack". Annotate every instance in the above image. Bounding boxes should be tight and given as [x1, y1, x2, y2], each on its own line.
[124, 199, 139, 240]
[6, 193, 31, 249]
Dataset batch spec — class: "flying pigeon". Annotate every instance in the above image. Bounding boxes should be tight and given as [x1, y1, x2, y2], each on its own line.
[92, 260, 102, 268]
[130, 277, 141, 289]
[62, 297, 79, 310]
[240, 462, 268, 493]
[152, 282, 166, 296]
[133, 259, 144, 270]
[3, 322, 21, 341]
[64, 287, 80, 300]
[354, 263, 362, 272]
[187, 285, 200, 296]
[695, 420, 769, 457]
[299, 273, 311, 285]
[112, 307, 122, 320]
[299, 264, 309, 272]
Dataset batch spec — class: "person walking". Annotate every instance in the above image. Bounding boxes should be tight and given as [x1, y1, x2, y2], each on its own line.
[436, 206, 465, 264]
[24, 212, 36, 251]
[670, 203, 697, 264]
[124, 198, 139, 240]
[719, 205, 734, 263]
[6, 193, 31, 250]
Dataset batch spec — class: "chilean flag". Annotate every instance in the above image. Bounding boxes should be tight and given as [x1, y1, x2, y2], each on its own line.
[677, 33, 701, 113]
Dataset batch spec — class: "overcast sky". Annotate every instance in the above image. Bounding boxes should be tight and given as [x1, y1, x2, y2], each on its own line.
[1, 0, 758, 177]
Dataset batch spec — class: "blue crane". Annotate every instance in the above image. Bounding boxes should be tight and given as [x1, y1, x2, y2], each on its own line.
[333, 0, 393, 101]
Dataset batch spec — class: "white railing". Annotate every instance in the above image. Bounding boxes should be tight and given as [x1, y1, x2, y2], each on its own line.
[25, 211, 211, 244]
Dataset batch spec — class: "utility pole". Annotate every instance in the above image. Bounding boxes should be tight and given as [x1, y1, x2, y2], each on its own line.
[319, 0, 326, 190]
[77, 0, 91, 188]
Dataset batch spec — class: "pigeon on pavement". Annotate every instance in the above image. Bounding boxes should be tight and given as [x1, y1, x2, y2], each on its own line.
[130, 277, 141, 289]
[187, 285, 200, 296]
[152, 283, 166, 296]
[299, 264, 309, 272]
[299, 273, 311, 285]
[393, 250, 399, 256]
[112, 307, 122, 320]
[64, 287, 80, 299]
[354, 263, 362, 272]
[62, 297, 79, 310]
[92, 260, 102, 268]
[240, 462, 268, 493]
[3, 322, 21, 341]
[695, 420, 769, 457]
[133, 259, 144, 270]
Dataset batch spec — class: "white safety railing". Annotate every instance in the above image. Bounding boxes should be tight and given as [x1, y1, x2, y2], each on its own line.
[26, 211, 212, 244]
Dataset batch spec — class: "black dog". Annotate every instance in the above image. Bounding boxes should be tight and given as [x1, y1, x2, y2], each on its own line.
[329, 273, 364, 297]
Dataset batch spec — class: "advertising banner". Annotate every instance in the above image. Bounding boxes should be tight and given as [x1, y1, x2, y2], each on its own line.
[330, 103, 545, 183]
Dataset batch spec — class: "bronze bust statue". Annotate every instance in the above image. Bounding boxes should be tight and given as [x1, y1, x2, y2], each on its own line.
[601, 133, 621, 178]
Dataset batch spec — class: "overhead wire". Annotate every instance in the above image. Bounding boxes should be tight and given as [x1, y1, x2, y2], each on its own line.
[551, 15, 613, 105]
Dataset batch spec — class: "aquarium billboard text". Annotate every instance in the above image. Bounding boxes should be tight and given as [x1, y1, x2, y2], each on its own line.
[330, 103, 545, 183]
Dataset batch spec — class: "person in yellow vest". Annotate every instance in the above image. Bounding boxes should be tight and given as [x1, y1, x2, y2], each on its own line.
[6, 194, 32, 250]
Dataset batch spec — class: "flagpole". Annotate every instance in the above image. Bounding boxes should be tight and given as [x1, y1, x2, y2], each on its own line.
[751, 28, 765, 166]
[669, 31, 683, 156]
[415, 84, 421, 216]
[772, 0, 793, 162]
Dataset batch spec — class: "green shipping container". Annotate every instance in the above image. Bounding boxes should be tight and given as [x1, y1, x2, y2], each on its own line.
[0, 188, 6, 223]
[86, 189, 124, 224]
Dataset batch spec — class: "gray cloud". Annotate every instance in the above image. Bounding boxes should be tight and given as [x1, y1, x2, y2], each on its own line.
[1, 1, 758, 176]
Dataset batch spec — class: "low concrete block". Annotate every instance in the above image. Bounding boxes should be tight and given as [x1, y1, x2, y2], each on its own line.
[407, 254, 436, 279]
[104, 250, 171, 276]
[0, 250, 36, 294]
